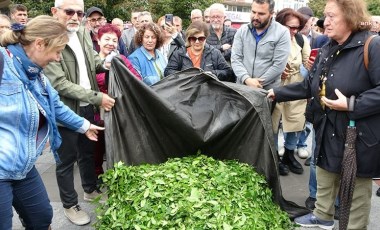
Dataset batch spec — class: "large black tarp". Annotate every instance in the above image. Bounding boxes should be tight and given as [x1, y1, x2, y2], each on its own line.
[105, 56, 309, 219]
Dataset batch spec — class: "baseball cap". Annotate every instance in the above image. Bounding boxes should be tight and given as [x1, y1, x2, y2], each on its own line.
[86, 6, 104, 17]
[297, 7, 314, 20]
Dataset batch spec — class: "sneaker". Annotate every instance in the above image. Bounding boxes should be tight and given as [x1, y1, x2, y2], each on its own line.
[295, 213, 334, 230]
[297, 147, 309, 159]
[64, 204, 90, 226]
[84, 189, 107, 202]
[278, 147, 284, 157]
[377, 187, 380, 197]
[305, 196, 316, 210]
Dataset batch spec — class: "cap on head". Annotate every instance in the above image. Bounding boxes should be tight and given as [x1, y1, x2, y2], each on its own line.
[297, 6, 314, 20]
[86, 6, 103, 17]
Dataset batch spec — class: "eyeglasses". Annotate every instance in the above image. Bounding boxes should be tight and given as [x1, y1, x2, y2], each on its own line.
[188, 36, 206, 43]
[88, 17, 106, 23]
[57, 7, 85, 18]
[285, 25, 301, 31]
[210, 15, 224, 20]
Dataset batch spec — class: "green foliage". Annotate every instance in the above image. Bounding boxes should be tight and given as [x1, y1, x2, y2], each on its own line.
[366, 0, 380, 16]
[308, 0, 326, 18]
[95, 155, 293, 230]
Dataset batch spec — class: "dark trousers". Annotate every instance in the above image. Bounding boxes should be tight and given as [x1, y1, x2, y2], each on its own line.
[56, 105, 97, 209]
[0, 167, 53, 230]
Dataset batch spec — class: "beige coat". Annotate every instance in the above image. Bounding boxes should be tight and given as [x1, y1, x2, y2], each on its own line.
[272, 35, 310, 133]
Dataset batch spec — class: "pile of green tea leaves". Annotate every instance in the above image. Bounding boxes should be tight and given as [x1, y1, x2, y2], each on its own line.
[95, 155, 292, 230]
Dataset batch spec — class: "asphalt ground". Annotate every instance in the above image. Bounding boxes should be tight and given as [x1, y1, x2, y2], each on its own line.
[12, 135, 379, 230]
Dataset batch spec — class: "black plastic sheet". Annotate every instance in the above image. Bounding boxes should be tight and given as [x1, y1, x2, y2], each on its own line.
[105, 56, 309, 219]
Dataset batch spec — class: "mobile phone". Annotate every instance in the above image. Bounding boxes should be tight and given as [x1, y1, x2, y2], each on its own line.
[165, 14, 173, 25]
[309, 48, 319, 59]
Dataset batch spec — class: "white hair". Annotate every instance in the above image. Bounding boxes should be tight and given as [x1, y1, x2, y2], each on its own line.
[209, 3, 226, 15]
[54, 0, 84, 8]
[191, 9, 202, 17]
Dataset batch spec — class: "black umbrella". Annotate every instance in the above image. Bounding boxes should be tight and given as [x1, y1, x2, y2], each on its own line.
[338, 119, 357, 230]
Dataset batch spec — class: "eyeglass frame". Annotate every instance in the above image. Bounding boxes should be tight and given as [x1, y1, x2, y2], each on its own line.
[87, 17, 106, 24]
[57, 7, 85, 18]
[285, 25, 301, 31]
[188, 36, 207, 43]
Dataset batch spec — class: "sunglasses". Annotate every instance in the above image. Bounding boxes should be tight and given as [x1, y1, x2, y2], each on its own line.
[58, 7, 85, 18]
[286, 25, 301, 31]
[188, 36, 206, 43]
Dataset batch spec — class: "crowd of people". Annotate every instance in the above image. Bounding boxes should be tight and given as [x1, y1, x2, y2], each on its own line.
[0, 0, 380, 229]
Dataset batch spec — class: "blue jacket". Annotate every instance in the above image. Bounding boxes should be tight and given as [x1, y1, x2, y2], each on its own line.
[128, 46, 167, 86]
[0, 48, 89, 180]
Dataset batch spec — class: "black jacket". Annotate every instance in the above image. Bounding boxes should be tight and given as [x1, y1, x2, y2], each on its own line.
[206, 25, 237, 62]
[164, 44, 234, 82]
[275, 31, 380, 178]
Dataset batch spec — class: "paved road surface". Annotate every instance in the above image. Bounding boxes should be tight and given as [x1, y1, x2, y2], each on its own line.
[12, 139, 379, 229]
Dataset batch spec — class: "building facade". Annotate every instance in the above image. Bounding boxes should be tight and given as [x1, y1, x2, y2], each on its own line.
[223, 0, 309, 28]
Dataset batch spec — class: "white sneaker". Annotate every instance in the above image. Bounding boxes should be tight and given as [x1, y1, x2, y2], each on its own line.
[297, 147, 309, 159]
[64, 204, 90, 226]
[84, 189, 107, 202]
[278, 147, 284, 157]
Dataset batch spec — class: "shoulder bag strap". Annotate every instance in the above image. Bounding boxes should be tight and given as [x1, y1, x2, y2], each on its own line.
[364, 35, 376, 70]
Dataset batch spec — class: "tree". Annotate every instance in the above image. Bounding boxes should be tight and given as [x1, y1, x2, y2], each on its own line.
[366, 0, 380, 16]
[308, 0, 326, 18]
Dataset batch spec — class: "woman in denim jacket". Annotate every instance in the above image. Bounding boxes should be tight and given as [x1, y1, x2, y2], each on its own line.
[0, 16, 103, 229]
[128, 22, 167, 86]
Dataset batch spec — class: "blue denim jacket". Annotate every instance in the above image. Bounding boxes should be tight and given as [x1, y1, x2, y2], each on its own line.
[128, 46, 167, 86]
[0, 48, 89, 180]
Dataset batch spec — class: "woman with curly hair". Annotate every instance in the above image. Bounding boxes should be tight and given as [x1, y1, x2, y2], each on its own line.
[128, 22, 167, 86]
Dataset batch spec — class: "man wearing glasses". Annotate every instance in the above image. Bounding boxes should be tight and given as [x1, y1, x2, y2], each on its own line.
[46, 0, 115, 226]
[86, 6, 107, 52]
[206, 3, 236, 65]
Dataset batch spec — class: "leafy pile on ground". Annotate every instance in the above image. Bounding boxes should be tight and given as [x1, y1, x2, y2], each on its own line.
[95, 155, 292, 229]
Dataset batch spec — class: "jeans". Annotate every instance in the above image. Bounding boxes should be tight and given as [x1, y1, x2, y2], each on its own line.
[297, 122, 312, 148]
[283, 131, 302, 151]
[56, 105, 97, 209]
[0, 166, 52, 230]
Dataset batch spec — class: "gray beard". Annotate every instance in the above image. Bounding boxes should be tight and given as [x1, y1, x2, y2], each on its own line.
[67, 26, 79, 33]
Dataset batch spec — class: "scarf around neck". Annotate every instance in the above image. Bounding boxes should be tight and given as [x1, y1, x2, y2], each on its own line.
[7, 44, 62, 162]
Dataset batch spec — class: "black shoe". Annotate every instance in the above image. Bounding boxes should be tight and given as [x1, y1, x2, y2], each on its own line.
[279, 162, 289, 176]
[282, 148, 304, 174]
[377, 187, 380, 197]
[334, 206, 340, 220]
[304, 157, 311, 166]
[305, 197, 316, 210]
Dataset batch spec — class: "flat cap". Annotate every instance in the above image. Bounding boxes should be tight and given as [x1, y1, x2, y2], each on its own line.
[297, 6, 314, 20]
[86, 6, 103, 17]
